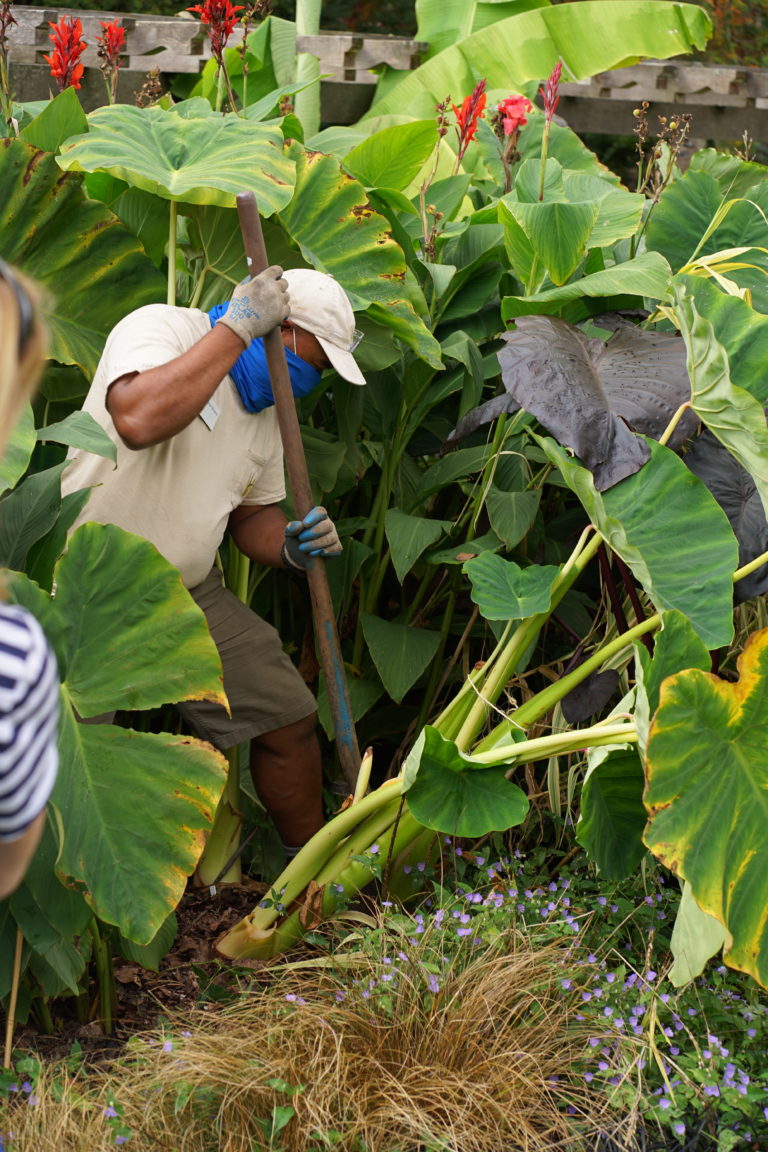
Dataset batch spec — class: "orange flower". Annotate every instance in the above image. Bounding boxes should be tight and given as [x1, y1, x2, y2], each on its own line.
[451, 79, 487, 168]
[188, 0, 244, 65]
[44, 16, 87, 92]
[496, 95, 533, 137]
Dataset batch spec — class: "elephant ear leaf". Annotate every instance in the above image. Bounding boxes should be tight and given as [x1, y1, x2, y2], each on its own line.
[684, 429, 768, 603]
[497, 315, 696, 491]
[644, 629, 768, 988]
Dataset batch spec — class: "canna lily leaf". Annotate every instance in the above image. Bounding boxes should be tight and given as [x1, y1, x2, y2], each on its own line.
[57, 104, 296, 212]
[538, 435, 737, 650]
[366, 2, 711, 121]
[0, 405, 35, 494]
[644, 628, 768, 987]
[403, 726, 529, 837]
[497, 313, 695, 490]
[343, 121, 438, 192]
[500, 200, 598, 287]
[501, 251, 673, 318]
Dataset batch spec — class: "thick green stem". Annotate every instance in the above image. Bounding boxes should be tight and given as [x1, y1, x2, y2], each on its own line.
[217, 806, 421, 960]
[89, 919, 113, 1035]
[195, 747, 243, 887]
[454, 528, 601, 750]
[240, 778, 403, 933]
[166, 201, 177, 306]
[538, 123, 551, 202]
[468, 721, 638, 768]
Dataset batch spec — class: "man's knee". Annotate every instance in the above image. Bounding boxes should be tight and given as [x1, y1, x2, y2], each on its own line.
[254, 711, 318, 754]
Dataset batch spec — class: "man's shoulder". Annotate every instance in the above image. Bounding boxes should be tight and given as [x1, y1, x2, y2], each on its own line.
[109, 305, 210, 344]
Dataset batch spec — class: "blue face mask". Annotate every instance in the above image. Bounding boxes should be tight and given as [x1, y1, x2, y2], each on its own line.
[208, 304, 322, 413]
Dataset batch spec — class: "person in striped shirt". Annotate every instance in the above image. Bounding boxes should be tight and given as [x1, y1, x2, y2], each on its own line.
[0, 260, 59, 899]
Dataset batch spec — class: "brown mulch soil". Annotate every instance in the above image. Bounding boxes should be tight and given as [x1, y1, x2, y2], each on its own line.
[13, 878, 270, 1066]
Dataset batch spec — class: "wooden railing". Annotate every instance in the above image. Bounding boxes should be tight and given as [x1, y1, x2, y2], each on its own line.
[5, 7, 767, 142]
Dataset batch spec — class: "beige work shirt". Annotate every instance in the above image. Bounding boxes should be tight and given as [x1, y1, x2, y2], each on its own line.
[61, 305, 285, 588]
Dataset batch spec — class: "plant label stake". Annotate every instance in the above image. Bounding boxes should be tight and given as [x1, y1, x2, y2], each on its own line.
[236, 191, 361, 792]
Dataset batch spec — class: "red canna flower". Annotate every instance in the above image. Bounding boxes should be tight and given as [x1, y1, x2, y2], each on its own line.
[540, 60, 563, 125]
[496, 94, 533, 138]
[188, 0, 244, 66]
[97, 20, 125, 66]
[44, 16, 87, 92]
[0, 2, 17, 48]
[451, 78, 487, 172]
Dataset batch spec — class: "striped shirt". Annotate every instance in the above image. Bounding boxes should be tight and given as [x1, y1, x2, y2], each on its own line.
[0, 604, 59, 842]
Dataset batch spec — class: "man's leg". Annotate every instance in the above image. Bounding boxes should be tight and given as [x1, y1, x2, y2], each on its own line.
[249, 712, 325, 848]
[177, 569, 323, 849]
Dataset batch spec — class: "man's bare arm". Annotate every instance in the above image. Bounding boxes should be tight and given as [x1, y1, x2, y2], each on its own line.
[107, 325, 246, 450]
[228, 503, 291, 568]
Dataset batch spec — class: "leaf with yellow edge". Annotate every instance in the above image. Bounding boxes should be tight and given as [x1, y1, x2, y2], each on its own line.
[644, 628, 768, 987]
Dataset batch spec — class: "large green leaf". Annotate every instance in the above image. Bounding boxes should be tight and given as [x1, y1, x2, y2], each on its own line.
[464, 552, 560, 620]
[485, 487, 540, 549]
[404, 725, 529, 836]
[646, 168, 768, 313]
[674, 274, 768, 405]
[668, 881, 727, 988]
[343, 121, 438, 192]
[54, 709, 225, 942]
[8, 524, 228, 943]
[19, 86, 88, 154]
[4, 823, 92, 999]
[502, 200, 598, 286]
[36, 411, 117, 463]
[365, 2, 711, 121]
[384, 509, 452, 583]
[39, 523, 227, 718]
[0, 138, 165, 375]
[360, 613, 442, 703]
[644, 628, 768, 987]
[0, 464, 65, 570]
[276, 145, 441, 368]
[577, 748, 647, 881]
[633, 609, 710, 760]
[0, 404, 35, 494]
[502, 252, 673, 318]
[413, 0, 550, 62]
[537, 436, 737, 650]
[669, 284, 768, 519]
[57, 104, 296, 211]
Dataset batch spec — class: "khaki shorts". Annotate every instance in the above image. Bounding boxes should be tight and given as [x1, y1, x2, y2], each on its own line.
[175, 567, 316, 750]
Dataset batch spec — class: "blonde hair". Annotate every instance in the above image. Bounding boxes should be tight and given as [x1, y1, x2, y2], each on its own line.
[0, 264, 47, 459]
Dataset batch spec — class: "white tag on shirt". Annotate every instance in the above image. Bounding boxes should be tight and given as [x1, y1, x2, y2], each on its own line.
[199, 397, 220, 430]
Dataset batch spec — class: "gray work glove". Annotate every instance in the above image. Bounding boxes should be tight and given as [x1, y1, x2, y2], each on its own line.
[216, 265, 289, 348]
[282, 507, 342, 571]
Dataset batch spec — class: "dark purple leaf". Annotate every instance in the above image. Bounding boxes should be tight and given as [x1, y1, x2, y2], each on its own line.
[684, 428, 768, 603]
[561, 668, 620, 724]
[496, 315, 697, 491]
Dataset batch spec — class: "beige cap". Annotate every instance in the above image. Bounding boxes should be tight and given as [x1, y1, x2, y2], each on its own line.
[283, 268, 366, 385]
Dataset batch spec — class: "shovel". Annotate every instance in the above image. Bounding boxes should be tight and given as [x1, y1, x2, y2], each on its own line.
[235, 191, 361, 793]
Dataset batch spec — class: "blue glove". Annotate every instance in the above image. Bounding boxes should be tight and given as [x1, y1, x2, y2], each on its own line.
[282, 507, 342, 571]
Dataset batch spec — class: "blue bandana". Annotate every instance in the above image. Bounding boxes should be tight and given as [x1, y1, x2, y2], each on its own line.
[208, 304, 322, 413]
